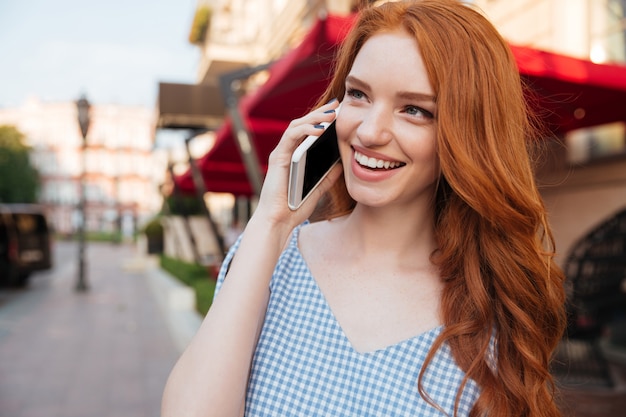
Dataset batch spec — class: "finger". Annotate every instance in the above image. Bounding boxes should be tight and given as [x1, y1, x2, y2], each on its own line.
[273, 119, 331, 157]
[270, 101, 341, 166]
[269, 124, 324, 165]
[286, 101, 340, 138]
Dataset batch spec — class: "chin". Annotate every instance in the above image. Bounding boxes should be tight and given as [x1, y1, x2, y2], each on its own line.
[346, 186, 392, 208]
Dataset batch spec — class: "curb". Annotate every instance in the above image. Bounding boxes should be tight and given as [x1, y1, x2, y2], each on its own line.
[135, 256, 202, 354]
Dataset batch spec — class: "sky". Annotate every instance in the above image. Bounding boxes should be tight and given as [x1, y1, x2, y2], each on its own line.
[0, 0, 200, 109]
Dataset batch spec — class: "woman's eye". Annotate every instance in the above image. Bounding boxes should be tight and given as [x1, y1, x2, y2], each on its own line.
[405, 105, 434, 119]
[346, 88, 365, 100]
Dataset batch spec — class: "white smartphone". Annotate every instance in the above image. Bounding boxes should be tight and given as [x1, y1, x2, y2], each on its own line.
[287, 110, 341, 210]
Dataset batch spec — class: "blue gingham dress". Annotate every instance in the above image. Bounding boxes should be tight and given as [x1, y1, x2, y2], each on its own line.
[215, 223, 480, 416]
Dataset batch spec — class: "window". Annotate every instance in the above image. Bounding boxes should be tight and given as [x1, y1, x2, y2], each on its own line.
[565, 121, 626, 164]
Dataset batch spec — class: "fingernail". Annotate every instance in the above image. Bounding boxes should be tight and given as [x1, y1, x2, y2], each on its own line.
[313, 124, 325, 129]
[326, 98, 338, 104]
[324, 109, 335, 114]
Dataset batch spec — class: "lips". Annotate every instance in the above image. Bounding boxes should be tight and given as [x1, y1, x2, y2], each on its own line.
[354, 150, 405, 170]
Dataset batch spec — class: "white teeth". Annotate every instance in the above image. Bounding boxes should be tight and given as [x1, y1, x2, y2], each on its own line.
[354, 150, 402, 169]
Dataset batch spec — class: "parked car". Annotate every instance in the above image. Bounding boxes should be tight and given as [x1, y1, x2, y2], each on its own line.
[0, 204, 52, 286]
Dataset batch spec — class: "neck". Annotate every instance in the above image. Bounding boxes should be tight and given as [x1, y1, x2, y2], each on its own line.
[338, 202, 437, 264]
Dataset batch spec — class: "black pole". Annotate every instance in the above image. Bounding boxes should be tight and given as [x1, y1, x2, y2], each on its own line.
[184, 131, 227, 260]
[75, 95, 90, 292]
[218, 64, 272, 197]
[76, 132, 88, 291]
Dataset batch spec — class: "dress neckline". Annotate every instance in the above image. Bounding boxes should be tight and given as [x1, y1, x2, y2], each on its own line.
[290, 223, 443, 356]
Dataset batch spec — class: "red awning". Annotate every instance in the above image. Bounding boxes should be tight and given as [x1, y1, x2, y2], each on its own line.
[176, 14, 626, 196]
[512, 44, 626, 133]
[176, 14, 355, 195]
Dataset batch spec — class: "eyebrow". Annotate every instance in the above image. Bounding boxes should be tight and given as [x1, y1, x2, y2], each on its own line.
[345, 75, 436, 103]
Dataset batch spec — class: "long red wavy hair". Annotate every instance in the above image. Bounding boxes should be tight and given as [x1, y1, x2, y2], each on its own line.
[313, 1, 567, 415]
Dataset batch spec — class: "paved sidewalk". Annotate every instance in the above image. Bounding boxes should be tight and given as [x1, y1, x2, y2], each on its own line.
[0, 241, 187, 417]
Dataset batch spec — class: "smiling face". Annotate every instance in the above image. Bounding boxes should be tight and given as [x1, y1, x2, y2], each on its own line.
[336, 29, 439, 211]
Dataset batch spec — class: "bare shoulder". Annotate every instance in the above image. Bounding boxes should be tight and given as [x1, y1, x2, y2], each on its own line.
[298, 217, 348, 266]
[300, 217, 339, 242]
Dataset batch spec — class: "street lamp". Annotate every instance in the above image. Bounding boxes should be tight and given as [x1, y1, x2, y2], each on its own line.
[76, 95, 90, 292]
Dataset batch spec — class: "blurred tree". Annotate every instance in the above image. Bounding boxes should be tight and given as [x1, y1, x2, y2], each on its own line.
[0, 125, 40, 203]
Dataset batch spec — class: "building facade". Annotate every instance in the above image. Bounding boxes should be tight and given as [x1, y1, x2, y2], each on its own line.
[192, 0, 354, 86]
[0, 97, 167, 237]
[162, 0, 626, 266]
[475, 0, 626, 63]
[474, 0, 626, 264]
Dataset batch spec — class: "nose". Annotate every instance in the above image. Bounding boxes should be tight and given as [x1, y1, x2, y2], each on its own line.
[355, 105, 393, 147]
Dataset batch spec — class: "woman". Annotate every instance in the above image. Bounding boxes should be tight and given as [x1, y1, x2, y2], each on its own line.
[162, 1, 567, 416]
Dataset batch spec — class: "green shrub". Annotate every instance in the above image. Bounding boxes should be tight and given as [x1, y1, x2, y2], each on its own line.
[160, 255, 216, 316]
[193, 279, 216, 316]
[142, 217, 163, 238]
[142, 217, 163, 254]
[86, 231, 123, 243]
[61, 231, 123, 243]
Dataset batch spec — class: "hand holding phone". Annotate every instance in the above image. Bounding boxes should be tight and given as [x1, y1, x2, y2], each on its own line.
[287, 107, 341, 210]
